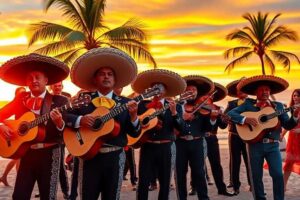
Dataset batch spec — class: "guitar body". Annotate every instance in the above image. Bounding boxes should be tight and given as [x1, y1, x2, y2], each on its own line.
[127, 108, 158, 148]
[236, 107, 279, 143]
[0, 112, 40, 159]
[64, 106, 115, 159]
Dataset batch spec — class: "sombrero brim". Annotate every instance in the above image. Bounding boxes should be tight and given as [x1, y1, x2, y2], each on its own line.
[184, 75, 214, 97]
[132, 69, 186, 97]
[213, 82, 228, 102]
[0, 53, 69, 86]
[71, 48, 137, 91]
[237, 75, 288, 95]
[226, 80, 240, 97]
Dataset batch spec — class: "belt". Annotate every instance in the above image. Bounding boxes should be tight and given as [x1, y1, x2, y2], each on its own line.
[261, 138, 279, 143]
[146, 140, 172, 144]
[179, 135, 202, 141]
[99, 146, 122, 153]
[30, 143, 58, 149]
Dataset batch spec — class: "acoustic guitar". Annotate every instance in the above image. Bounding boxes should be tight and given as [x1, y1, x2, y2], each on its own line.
[127, 90, 194, 148]
[63, 85, 163, 160]
[0, 94, 91, 159]
[236, 105, 298, 143]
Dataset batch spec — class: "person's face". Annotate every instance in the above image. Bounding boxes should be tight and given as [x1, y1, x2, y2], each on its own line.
[93, 67, 115, 91]
[292, 91, 300, 104]
[50, 82, 63, 95]
[186, 85, 198, 100]
[26, 71, 48, 95]
[256, 85, 270, 101]
[237, 90, 247, 99]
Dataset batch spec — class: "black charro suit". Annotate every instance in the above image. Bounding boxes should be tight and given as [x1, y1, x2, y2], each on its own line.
[224, 98, 251, 191]
[136, 99, 182, 200]
[65, 91, 141, 200]
[175, 108, 212, 200]
[0, 91, 68, 200]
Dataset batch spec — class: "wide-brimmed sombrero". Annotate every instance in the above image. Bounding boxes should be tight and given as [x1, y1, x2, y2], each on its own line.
[183, 75, 214, 97]
[212, 82, 228, 102]
[71, 48, 137, 91]
[226, 77, 246, 97]
[131, 69, 186, 97]
[0, 53, 69, 86]
[237, 75, 288, 95]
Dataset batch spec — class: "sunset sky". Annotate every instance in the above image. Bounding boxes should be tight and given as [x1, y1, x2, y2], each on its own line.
[0, 0, 300, 104]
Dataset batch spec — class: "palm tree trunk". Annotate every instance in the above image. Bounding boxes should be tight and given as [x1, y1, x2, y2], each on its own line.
[259, 55, 266, 75]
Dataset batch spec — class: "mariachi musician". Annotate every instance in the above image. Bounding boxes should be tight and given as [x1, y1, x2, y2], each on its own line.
[0, 53, 69, 199]
[224, 78, 251, 195]
[175, 75, 216, 200]
[64, 48, 141, 200]
[132, 69, 186, 200]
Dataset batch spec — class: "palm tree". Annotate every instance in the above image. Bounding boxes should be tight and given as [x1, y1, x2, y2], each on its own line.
[28, 0, 157, 67]
[224, 12, 299, 74]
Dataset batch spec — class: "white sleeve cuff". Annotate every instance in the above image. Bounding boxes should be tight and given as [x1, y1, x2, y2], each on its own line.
[56, 121, 65, 131]
[132, 118, 139, 127]
[75, 116, 83, 128]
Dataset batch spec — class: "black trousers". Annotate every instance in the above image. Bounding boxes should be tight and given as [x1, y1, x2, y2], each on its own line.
[69, 156, 79, 200]
[228, 133, 251, 190]
[175, 138, 209, 200]
[123, 147, 137, 185]
[137, 142, 175, 200]
[12, 146, 61, 200]
[59, 146, 69, 196]
[80, 149, 125, 200]
[205, 135, 227, 193]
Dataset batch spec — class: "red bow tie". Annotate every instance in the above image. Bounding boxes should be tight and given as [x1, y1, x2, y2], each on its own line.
[256, 101, 271, 108]
[25, 97, 43, 111]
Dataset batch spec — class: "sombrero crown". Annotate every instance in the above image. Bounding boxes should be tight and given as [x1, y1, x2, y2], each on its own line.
[71, 48, 137, 91]
[226, 77, 246, 97]
[213, 82, 228, 102]
[237, 75, 288, 95]
[183, 75, 214, 97]
[132, 69, 186, 97]
[0, 53, 69, 86]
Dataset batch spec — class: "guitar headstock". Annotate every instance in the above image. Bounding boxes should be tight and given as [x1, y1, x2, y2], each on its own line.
[141, 84, 164, 99]
[71, 94, 91, 109]
[178, 90, 195, 102]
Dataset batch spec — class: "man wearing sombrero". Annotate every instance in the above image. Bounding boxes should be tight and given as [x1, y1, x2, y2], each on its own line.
[228, 75, 300, 200]
[175, 75, 216, 200]
[196, 82, 235, 196]
[64, 48, 141, 200]
[224, 78, 251, 195]
[0, 53, 70, 199]
[132, 69, 185, 200]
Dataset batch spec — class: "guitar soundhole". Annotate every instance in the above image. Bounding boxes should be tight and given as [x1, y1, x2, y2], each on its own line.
[92, 118, 103, 131]
[142, 117, 150, 126]
[260, 115, 268, 123]
[18, 122, 29, 136]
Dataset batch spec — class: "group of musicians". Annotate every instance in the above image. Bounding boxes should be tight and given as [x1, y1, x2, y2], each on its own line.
[0, 48, 299, 200]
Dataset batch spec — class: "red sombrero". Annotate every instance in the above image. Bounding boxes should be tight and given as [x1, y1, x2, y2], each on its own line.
[131, 69, 186, 97]
[0, 53, 69, 86]
[183, 75, 214, 97]
[71, 48, 137, 91]
[237, 75, 288, 95]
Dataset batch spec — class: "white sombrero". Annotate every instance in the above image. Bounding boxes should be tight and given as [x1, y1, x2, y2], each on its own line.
[131, 69, 186, 97]
[71, 48, 137, 91]
[0, 53, 69, 86]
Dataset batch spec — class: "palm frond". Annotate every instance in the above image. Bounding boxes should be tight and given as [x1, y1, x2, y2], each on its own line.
[28, 22, 73, 46]
[33, 40, 78, 55]
[225, 51, 253, 73]
[263, 13, 281, 40]
[84, 0, 106, 37]
[226, 30, 256, 46]
[270, 50, 297, 72]
[265, 28, 298, 47]
[63, 47, 86, 65]
[224, 47, 252, 59]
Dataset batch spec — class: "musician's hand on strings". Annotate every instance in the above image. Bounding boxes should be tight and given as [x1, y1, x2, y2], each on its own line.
[167, 98, 177, 116]
[80, 114, 96, 128]
[50, 108, 64, 129]
[0, 125, 13, 140]
[221, 115, 231, 124]
[127, 100, 138, 122]
[244, 117, 258, 127]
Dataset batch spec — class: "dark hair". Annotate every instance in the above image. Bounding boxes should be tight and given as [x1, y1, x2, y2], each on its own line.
[290, 89, 300, 106]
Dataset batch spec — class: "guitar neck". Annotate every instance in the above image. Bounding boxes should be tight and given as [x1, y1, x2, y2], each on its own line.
[28, 102, 72, 129]
[101, 95, 144, 123]
[268, 107, 292, 119]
